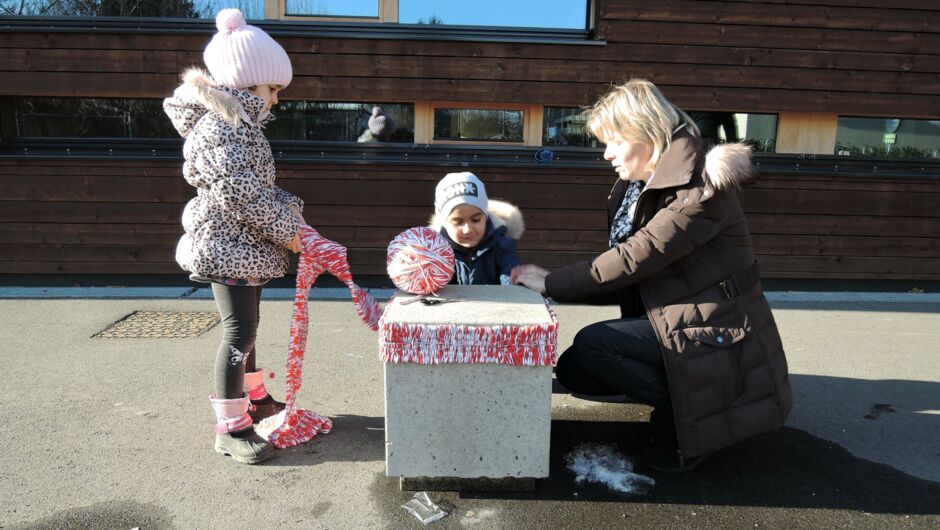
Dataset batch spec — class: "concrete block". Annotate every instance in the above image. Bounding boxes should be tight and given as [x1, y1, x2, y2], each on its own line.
[381, 285, 557, 480]
[384, 362, 552, 479]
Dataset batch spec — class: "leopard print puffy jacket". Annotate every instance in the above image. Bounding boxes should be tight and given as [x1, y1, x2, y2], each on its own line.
[163, 68, 302, 280]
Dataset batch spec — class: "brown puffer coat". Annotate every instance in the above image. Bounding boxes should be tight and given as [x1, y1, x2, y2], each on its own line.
[545, 129, 792, 460]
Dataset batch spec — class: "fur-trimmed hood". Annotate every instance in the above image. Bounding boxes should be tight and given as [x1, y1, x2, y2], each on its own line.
[646, 129, 757, 195]
[703, 142, 757, 191]
[428, 198, 525, 240]
[164, 67, 269, 137]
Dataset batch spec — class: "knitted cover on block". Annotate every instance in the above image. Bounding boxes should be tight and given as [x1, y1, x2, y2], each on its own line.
[379, 299, 558, 366]
[258, 226, 381, 449]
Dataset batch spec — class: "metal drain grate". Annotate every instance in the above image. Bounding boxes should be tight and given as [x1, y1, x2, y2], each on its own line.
[94, 311, 220, 338]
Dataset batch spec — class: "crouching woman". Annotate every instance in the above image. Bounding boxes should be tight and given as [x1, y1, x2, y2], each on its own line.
[512, 79, 792, 473]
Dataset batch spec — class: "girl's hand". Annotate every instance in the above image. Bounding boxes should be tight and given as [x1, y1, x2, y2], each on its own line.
[288, 204, 307, 226]
[286, 233, 302, 253]
[511, 264, 549, 295]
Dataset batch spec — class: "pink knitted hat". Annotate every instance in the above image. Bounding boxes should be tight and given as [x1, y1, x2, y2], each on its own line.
[203, 9, 292, 89]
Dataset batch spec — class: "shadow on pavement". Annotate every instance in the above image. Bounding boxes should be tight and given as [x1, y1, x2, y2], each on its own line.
[266, 414, 386, 466]
[770, 300, 940, 314]
[491, 419, 940, 516]
[8, 500, 174, 530]
[368, 414, 939, 529]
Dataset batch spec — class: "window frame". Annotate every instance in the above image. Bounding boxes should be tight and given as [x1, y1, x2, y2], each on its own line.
[276, 0, 398, 23]
[1, 1, 600, 43]
[272, 0, 594, 30]
[417, 102, 543, 146]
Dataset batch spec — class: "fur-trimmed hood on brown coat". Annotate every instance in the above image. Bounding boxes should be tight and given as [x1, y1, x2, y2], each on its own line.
[546, 129, 791, 461]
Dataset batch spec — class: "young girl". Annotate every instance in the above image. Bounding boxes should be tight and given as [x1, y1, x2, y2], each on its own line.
[429, 172, 523, 285]
[163, 9, 303, 464]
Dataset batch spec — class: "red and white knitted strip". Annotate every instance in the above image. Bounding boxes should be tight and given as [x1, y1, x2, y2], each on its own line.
[379, 298, 558, 366]
[264, 226, 380, 449]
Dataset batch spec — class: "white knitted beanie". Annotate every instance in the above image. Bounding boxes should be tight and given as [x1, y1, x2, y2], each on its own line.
[203, 9, 292, 89]
[435, 172, 489, 218]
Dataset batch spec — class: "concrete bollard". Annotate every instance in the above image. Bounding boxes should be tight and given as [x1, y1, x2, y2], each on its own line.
[379, 285, 558, 487]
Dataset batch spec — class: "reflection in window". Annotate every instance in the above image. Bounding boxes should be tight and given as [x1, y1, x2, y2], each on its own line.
[400, 0, 589, 29]
[542, 107, 596, 148]
[1, 0, 265, 18]
[12, 97, 177, 138]
[266, 102, 414, 143]
[433, 108, 524, 143]
[285, 0, 378, 18]
[836, 117, 939, 159]
[688, 112, 777, 153]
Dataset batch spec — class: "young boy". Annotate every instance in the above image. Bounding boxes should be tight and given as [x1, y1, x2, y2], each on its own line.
[430, 172, 523, 285]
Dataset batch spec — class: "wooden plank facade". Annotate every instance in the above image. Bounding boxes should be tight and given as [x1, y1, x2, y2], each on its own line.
[1, 0, 939, 281]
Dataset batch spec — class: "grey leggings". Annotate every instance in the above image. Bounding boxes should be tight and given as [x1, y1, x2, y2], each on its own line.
[211, 283, 261, 399]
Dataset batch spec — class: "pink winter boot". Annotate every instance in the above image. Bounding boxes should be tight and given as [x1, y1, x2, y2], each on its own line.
[210, 394, 274, 464]
[244, 370, 286, 422]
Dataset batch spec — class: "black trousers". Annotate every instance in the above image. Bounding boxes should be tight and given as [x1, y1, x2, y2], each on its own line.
[211, 283, 262, 399]
[555, 317, 671, 410]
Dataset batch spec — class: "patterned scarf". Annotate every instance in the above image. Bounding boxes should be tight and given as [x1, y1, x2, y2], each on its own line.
[608, 180, 645, 248]
[258, 226, 381, 449]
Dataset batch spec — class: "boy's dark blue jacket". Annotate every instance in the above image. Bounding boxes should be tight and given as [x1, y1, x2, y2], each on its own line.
[440, 219, 520, 286]
[431, 199, 524, 286]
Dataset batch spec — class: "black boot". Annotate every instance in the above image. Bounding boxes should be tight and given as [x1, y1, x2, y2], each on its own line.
[210, 394, 275, 465]
[640, 407, 710, 473]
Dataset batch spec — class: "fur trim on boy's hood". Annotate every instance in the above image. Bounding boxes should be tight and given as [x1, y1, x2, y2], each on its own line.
[164, 67, 259, 136]
[428, 199, 524, 240]
[703, 143, 756, 191]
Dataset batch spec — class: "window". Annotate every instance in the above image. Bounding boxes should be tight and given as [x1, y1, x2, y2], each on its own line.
[4, 0, 592, 32]
[688, 112, 777, 153]
[433, 108, 524, 143]
[285, 0, 379, 19]
[836, 117, 940, 159]
[2, 0, 266, 18]
[11, 97, 177, 139]
[5, 97, 415, 143]
[399, 0, 590, 29]
[412, 103, 542, 145]
[542, 106, 596, 148]
[266, 102, 414, 143]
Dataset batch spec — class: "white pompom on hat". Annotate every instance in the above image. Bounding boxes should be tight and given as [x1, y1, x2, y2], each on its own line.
[203, 9, 292, 89]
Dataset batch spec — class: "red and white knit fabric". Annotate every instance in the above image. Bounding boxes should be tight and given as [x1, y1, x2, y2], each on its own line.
[386, 227, 454, 295]
[261, 226, 381, 449]
[379, 299, 559, 366]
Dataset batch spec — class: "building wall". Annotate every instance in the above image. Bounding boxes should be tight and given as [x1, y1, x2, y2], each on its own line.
[1, 0, 938, 280]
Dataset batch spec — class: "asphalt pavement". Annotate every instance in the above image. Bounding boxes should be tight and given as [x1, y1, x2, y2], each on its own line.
[1, 289, 938, 529]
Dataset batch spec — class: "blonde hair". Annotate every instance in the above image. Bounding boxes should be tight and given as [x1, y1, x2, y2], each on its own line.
[584, 79, 700, 171]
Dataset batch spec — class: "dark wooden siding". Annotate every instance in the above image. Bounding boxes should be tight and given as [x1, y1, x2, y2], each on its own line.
[1, 1, 938, 115]
[2, 159, 937, 279]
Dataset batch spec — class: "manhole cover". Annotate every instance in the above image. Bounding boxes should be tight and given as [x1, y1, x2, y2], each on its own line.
[94, 311, 220, 338]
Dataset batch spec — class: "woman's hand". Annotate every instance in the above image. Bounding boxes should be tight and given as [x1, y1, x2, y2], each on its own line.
[511, 264, 549, 295]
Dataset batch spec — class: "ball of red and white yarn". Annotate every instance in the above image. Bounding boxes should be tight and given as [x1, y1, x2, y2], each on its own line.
[387, 227, 454, 295]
